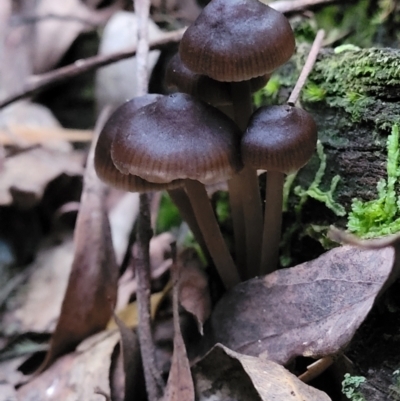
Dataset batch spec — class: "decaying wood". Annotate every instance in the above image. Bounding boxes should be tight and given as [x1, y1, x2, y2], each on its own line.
[283, 47, 400, 215]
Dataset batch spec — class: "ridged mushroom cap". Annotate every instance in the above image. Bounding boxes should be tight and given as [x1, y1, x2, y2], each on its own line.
[95, 94, 184, 192]
[179, 0, 295, 82]
[111, 93, 243, 184]
[241, 105, 317, 174]
[165, 53, 270, 105]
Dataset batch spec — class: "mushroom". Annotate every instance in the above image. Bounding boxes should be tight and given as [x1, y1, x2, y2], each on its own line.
[94, 94, 213, 269]
[95, 94, 185, 192]
[165, 52, 269, 107]
[241, 104, 317, 274]
[179, 0, 295, 277]
[103, 93, 242, 288]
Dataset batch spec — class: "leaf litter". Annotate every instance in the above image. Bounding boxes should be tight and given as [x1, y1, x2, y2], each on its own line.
[39, 110, 118, 371]
[201, 229, 400, 365]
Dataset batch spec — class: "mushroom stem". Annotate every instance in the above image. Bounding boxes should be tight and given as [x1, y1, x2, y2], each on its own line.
[184, 179, 240, 289]
[167, 187, 211, 263]
[231, 81, 263, 278]
[260, 170, 284, 275]
[227, 178, 247, 277]
[217, 104, 247, 278]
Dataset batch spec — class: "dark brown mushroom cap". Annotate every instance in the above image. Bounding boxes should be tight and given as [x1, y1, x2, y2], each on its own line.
[95, 94, 184, 192]
[111, 93, 243, 184]
[165, 53, 270, 105]
[179, 0, 295, 82]
[241, 105, 317, 174]
[165, 53, 231, 105]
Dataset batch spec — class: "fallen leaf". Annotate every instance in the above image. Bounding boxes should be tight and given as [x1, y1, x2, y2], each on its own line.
[113, 314, 145, 401]
[32, 0, 121, 73]
[0, 146, 83, 207]
[0, 101, 78, 155]
[40, 113, 118, 370]
[108, 292, 165, 330]
[109, 192, 139, 265]
[203, 244, 398, 364]
[18, 330, 120, 401]
[179, 249, 211, 335]
[192, 344, 331, 401]
[95, 11, 163, 110]
[163, 244, 195, 401]
[1, 238, 74, 336]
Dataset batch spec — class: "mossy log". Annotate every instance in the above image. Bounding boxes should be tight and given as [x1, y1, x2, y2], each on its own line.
[254, 46, 400, 267]
[268, 46, 400, 258]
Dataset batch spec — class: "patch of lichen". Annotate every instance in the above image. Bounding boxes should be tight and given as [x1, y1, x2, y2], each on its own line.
[304, 48, 400, 126]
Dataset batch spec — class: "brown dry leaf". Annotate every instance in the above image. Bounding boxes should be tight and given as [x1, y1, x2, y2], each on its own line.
[203, 243, 398, 365]
[108, 292, 165, 329]
[163, 245, 195, 401]
[0, 146, 83, 207]
[179, 249, 211, 335]
[192, 344, 331, 401]
[32, 0, 121, 73]
[1, 238, 74, 336]
[113, 313, 145, 401]
[18, 330, 120, 401]
[40, 118, 118, 370]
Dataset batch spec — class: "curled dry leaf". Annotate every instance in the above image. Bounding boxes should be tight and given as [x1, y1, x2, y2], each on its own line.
[18, 330, 120, 401]
[202, 242, 399, 365]
[163, 245, 195, 401]
[40, 114, 118, 370]
[192, 344, 331, 401]
[32, 0, 121, 73]
[179, 249, 211, 335]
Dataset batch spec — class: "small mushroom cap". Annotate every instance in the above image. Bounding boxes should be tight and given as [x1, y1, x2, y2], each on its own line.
[95, 94, 184, 192]
[111, 93, 243, 184]
[179, 0, 295, 82]
[165, 53, 270, 105]
[241, 105, 318, 174]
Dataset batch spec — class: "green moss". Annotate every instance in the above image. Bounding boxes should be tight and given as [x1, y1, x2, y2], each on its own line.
[281, 141, 345, 266]
[303, 82, 327, 102]
[253, 76, 282, 107]
[156, 193, 182, 234]
[304, 48, 400, 124]
[347, 124, 400, 238]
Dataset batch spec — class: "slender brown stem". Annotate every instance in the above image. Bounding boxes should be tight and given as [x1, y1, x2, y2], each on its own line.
[218, 104, 247, 278]
[287, 29, 325, 106]
[231, 81, 263, 278]
[227, 177, 247, 276]
[260, 171, 284, 275]
[135, 194, 164, 401]
[184, 180, 240, 289]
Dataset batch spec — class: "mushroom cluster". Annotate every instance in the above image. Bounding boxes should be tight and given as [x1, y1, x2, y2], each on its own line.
[94, 0, 318, 288]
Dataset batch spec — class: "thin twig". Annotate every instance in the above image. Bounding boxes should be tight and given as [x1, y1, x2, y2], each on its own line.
[0, 28, 185, 109]
[134, 0, 165, 399]
[135, 195, 165, 401]
[287, 29, 325, 106]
